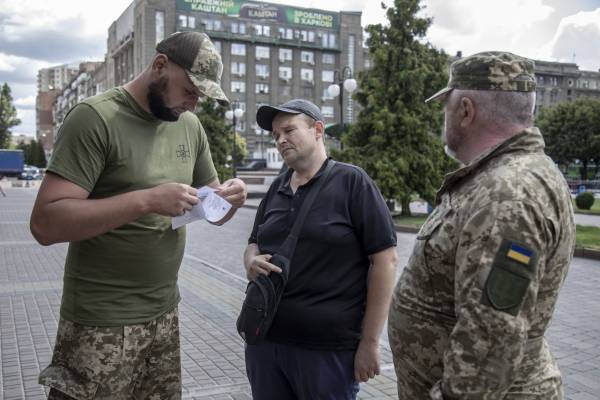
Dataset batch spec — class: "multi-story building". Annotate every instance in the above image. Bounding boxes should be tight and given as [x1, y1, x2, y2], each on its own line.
[104, 0, 365, 158]
[534, 60, 600, 116]
[36, 64, 80, 151]
[52, 62, 106, 145]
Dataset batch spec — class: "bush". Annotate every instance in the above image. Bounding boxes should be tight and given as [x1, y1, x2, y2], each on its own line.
[575, 192, 595, 210]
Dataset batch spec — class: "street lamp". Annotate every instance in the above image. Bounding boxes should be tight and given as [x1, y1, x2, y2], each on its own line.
[327, 66, 357, 127]
[225, 104, 244, 178]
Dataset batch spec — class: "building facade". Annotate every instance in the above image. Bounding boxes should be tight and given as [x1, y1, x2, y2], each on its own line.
[534, 60, 600, 116]
[36, 64, 80, 151]
[104, 0, 365, 158]
[52, 62, 106, 146]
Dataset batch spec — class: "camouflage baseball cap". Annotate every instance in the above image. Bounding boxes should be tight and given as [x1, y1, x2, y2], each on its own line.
[156, 31, 229, 105]
[425, 51, 536, 103]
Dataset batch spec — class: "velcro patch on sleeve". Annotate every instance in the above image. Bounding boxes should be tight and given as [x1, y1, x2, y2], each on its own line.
[481, 239, 538, 316]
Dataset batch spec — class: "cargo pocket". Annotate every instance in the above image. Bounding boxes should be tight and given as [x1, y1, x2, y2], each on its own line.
[483, 265, 530, 316]
[39, 365, 99, 399]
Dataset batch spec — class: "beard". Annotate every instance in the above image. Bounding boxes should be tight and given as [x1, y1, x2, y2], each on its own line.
[147, 77, 179, 121]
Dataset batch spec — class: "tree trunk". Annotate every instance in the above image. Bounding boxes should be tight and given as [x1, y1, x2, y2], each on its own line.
[400, 197, 411, 217]
[580, 160, 588, 181]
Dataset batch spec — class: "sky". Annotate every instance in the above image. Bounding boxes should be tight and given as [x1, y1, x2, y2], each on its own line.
[1, 0, 599, 137]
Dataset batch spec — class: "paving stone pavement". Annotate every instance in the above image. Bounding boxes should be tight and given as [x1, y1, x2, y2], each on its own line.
[1, 187, 599, 399]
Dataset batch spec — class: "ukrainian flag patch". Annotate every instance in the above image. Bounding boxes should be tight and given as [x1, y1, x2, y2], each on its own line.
[506, 243, 533, 265]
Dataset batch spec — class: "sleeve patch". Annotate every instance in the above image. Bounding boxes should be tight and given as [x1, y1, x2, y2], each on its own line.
[481, 239, 538, 316]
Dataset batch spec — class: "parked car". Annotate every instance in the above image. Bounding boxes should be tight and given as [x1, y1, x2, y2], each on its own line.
[19, 166, 42, 180]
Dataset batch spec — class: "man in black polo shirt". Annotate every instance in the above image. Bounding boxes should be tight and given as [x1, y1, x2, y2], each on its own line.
[243, 99, 398, 399]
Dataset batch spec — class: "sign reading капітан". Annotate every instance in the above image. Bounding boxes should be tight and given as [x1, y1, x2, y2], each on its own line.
[176, 0, 338, 29]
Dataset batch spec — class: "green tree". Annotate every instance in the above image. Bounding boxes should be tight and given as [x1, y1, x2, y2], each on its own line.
[195, 99, 247, 181]
[537, 97, 600, 180]
[32, 140, 47, 168]
[0, 83, 21, 149]
[333, 0, 453, 215]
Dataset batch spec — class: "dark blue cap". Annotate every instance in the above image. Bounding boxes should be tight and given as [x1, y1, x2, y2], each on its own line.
[256, 99, 324, 131]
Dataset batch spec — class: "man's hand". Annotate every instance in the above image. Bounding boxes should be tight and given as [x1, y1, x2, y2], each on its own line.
[147, 183, 198, 217]
[354, 339, 381, 383]
[245, 254, 282, 281]
[215, 178, 247, 209]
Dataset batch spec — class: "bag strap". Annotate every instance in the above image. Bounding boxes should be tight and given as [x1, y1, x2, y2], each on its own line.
[277, 159, 336, 260]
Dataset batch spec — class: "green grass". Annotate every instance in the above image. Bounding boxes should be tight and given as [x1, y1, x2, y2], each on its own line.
[393, 214, 429, 227]
[575, 225, 600, 251]
[394, 214, 600, 251]
[573, 198, 600, 215]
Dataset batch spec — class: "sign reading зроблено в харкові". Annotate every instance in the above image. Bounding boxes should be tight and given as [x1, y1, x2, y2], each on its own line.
[175, 0, 338, 29]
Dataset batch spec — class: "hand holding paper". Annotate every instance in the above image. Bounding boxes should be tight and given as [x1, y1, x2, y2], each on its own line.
[171, 186, 232, 229]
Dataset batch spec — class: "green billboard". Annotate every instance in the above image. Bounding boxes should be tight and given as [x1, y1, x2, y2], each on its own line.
[176, 0, 338, 29]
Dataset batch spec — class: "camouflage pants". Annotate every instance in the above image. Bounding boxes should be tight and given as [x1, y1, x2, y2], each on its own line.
[39, 307, 181, 400]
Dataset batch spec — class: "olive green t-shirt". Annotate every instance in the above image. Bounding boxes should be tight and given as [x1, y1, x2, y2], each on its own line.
[48, 87, 217, 326]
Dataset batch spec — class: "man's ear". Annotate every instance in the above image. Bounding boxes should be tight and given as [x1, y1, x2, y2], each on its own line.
[151, 54, 169, 77]
[459, 96, 476, 128]
[314, 121, 325, 140]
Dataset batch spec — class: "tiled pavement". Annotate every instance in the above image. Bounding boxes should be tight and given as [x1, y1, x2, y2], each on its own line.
[1, 187, 599, 399]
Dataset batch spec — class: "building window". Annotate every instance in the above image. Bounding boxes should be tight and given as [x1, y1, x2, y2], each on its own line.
[279, 85, 291, 97]
[231, 62, 246, 76]
[201, 19, 213, 30]
[322, 106, 334, 117]
[256, 83, 269, 94]
[302, 87, 314, 98]
[301, 51, 314, 64]
[322, 70, 334, 83]
[308, 31, 315, 42]
[213, 20, 223, 31]
[155, 11, 165, 44]
[322, 88, 333, 100]
[321, 33, 337, 48]
[232, 43, 246, 56]
[256, 64, 269, 78]
[256, 46, 270, 60]
[213, 41, 222, 54]
[279, 48, 292, 62]
[322, 53, 335, 64]
[231, 22, 246, 34]
[231, 81, 246, 93]
[301, 68, 314, 83]
[254, 25, 271, 37]
[178, 14, 196, 29]
[279, 67, 292, 80]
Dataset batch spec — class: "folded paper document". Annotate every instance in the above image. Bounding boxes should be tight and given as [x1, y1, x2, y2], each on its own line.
[171, 186, 232, 229]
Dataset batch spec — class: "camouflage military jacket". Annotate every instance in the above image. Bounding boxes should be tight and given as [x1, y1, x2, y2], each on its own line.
[389, 127, 576, 399]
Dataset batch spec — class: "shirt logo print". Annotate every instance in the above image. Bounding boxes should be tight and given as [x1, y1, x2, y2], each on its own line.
[176, 144, 191, 163]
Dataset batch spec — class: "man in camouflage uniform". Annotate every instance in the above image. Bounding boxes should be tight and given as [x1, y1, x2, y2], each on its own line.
[31, 32, 247, 399]
[388, 51, 576, 399]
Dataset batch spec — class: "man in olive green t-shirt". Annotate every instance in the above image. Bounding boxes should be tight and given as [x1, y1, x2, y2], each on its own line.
[30, 32, 247, 400]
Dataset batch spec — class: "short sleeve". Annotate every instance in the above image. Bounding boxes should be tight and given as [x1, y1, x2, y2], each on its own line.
[47, 104, 108, 192]
[192, 120, 218, 187]
[248, 196, 268, 244]
[349, 171, 397, 255]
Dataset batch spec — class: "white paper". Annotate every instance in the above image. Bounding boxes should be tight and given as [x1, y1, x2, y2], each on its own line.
[171, 186, 232, 229]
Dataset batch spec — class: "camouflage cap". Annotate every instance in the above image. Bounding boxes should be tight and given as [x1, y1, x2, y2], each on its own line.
[425, 51, 536, 103]
[156, 31, 229, 105]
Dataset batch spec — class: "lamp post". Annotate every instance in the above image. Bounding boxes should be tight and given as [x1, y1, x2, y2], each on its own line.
[327, 66, 357, 128]
[225, 104, 244, 178]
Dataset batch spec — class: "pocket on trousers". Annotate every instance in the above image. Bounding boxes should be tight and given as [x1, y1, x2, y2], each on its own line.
[39, 365, 99, 400]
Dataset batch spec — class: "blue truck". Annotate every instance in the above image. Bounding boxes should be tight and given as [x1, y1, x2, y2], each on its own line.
[0, 149, 25, 177]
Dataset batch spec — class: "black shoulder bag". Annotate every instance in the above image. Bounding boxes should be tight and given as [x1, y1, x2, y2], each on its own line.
[236, 160, 335, 345]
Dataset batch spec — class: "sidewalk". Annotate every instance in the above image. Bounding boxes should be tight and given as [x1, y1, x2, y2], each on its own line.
[2, 187, 600, 400]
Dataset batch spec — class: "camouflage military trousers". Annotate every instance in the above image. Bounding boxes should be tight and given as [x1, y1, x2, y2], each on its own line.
[39, 307, 181, 400]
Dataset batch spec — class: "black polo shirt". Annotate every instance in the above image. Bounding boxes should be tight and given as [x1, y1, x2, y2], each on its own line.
[248, 159, 397, 350]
